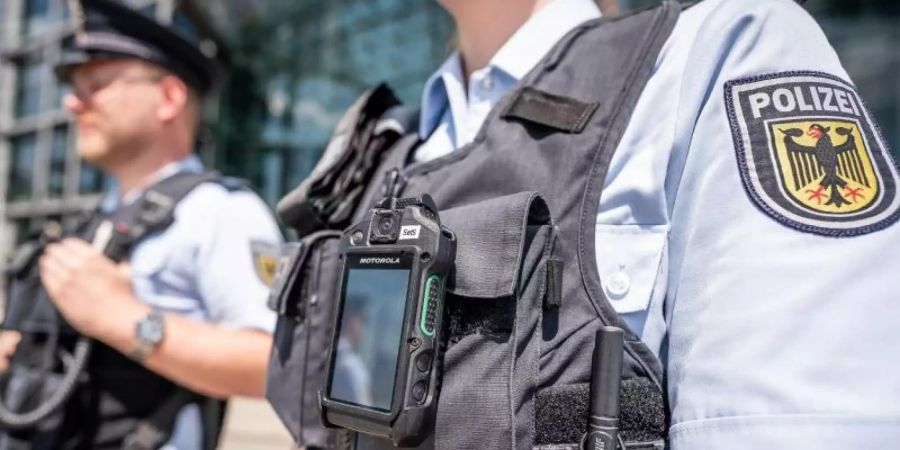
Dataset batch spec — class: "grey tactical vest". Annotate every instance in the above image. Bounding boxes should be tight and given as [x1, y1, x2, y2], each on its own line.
[268, 3, 681, 449]
[1, 172, 233, 450]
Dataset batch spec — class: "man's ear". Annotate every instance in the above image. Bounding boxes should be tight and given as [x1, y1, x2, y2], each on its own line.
[156, 75, 189, 123]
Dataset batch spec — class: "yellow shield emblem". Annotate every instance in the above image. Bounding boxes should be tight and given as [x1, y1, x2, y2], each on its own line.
[769, 119, 878, 214]
[255, 254, 278, 287]
[726, 71, 900, 237]
[250, 241, 280, 287]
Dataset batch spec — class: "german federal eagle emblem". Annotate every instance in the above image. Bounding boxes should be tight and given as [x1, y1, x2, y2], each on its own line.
[67, 0, 87, 41]
[250, 241, 279, 287]
[726, 71, 900, 237]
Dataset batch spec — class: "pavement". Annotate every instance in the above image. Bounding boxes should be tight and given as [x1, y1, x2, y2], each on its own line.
[217, 397, 295, 450]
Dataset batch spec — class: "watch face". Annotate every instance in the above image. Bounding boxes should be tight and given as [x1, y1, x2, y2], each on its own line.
[138, 314, 165, 344]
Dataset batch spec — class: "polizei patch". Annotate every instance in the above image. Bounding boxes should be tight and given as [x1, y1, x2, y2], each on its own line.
[725, 71, 900, 237]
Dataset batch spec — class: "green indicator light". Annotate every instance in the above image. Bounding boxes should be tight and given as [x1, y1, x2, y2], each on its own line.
[420, 275, 440, 337]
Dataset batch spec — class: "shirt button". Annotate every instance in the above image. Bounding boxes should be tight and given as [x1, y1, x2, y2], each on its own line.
[479, 74, 494, 92]
[606, 270, 630, 298]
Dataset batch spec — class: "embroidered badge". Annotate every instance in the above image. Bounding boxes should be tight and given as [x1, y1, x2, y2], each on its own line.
[725, 71, 900, 236]
[250, 241, 279, 287]
[67, 0, 87, 41]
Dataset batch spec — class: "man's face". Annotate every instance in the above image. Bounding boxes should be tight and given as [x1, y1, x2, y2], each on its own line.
[63, 59, 165, 169]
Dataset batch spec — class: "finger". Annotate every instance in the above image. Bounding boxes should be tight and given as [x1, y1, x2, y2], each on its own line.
[59, 237, 91, 248]
[62, 238, 113, 268]
[7, 331, 20, 347]
[59, 238, 98, 262]
[0, 331, 21, 354]
[0, 332, 21, 373]
[46, 240, 100, 273]
[39, 251, 68, 275]
[60, 238, 95, 256]
[39, 253, 69, 289]
[118, 262, 133, 279]
[42, 243, 80, 271]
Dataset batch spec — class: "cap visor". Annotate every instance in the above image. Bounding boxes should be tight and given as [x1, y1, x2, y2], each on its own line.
[54, 51, 92, 82]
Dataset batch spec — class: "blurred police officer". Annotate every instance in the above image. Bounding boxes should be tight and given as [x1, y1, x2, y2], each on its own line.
[408, 0, 898, 448]
[0, 0, 281, 448]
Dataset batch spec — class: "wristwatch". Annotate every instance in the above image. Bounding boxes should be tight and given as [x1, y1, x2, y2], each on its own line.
[130, 308, 166, 363]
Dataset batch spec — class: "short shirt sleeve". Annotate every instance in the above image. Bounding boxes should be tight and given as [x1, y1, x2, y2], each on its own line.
[660, 0, 900, 448]
[178, 183, 283, 332]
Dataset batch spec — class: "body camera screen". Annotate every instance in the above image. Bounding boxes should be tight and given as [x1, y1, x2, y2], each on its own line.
[329, 254, 412, 411]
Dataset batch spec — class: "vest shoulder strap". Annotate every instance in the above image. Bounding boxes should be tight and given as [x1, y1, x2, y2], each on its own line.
[99, 171, 242, 260]
[124, 171, 237, 235]
[100, 171, 239, 448]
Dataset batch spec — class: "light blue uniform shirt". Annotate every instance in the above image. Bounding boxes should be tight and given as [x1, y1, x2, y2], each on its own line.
[416, 0, 900, 448]
[101, 155, 282, 449]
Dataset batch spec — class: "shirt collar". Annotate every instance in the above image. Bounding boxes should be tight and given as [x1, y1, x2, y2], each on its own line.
[101, 154, 204, 212]
[492, 0, 601, 80]
[419, 55, 464, 141]
[419, 0, 601, 139]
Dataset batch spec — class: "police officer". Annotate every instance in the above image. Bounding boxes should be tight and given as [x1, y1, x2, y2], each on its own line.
[0, 0, 281, 448]
[366, 0, 899, 448]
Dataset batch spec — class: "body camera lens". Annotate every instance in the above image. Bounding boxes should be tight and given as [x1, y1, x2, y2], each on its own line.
[370, 210, 400, 243]
[378, 214, 395, 234]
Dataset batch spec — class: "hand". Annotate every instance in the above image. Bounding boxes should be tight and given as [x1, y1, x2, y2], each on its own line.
[38, 238, 141, 339]
[0, 331, 21, 373]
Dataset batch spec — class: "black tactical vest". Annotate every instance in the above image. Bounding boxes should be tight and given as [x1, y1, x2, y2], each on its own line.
[1, 172, 233, 450]
[268, 3, 681, 449]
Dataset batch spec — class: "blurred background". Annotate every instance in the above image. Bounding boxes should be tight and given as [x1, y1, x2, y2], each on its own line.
[0, 0, 898, 446]
[1, 0, 899, 249]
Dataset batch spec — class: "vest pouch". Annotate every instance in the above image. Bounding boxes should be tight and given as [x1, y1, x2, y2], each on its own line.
[432, 192, 555, 450]
[266, 230, 346, 448]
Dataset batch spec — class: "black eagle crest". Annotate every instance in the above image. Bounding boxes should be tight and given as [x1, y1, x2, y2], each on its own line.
[779, 124, 870, 207]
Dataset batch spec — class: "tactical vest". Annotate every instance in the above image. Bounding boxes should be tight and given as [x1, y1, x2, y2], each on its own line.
[268, 3, 680, 449]
[1, 171, 234, 450]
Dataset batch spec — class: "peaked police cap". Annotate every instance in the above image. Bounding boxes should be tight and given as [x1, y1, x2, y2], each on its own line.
[55, 0, 217, 94]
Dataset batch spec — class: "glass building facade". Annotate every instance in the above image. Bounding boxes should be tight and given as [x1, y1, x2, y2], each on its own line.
[210, 0, 454, 204]
[0, 0, 220, 253]
[0, 0, 898, 257]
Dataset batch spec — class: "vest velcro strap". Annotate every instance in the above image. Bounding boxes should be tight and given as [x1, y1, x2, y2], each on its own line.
[534, 378, 666, 446]
[544, 259, 564, 309]
[534, 441, 663, 450]
[445, 295, 516, 338]
[502, 87, 599, 134]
